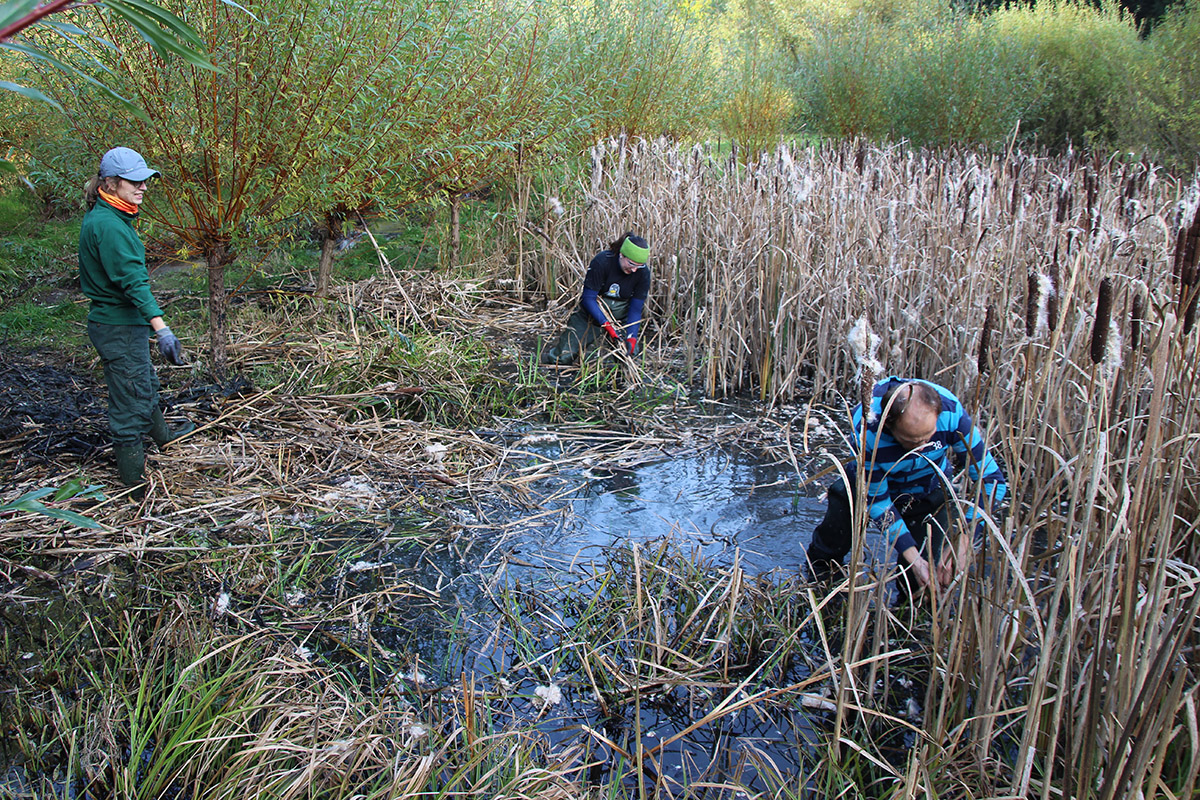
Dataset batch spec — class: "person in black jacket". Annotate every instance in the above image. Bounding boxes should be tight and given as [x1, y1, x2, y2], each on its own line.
[542, 232, 650, 365]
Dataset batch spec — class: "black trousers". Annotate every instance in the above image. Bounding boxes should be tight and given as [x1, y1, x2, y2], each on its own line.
[806, 478, 950, 580]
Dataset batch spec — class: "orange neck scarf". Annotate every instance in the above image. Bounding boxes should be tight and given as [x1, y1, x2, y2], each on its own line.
[99, 189, 139, 215]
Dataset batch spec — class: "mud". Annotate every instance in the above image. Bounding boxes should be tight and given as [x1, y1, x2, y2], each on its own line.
[0, 347, 254, 484]
[0, 351, 109, 474]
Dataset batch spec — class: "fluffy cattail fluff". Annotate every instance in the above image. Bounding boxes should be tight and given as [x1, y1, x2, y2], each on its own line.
[1090, 278, 1113, 365]
[848, 316, 884, 378]
[1101, 320, 1123, 380]
[1032, 273, 1054, 335]
[848, 316, 884, 424]
[978, 305, 995, 376]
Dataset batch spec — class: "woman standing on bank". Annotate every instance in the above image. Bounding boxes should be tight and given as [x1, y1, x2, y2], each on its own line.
[542, 232, 650, 365]
[79, 146, 192, 496]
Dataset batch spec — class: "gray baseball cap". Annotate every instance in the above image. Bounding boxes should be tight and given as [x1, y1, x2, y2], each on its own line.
[98, 147, 160, 182]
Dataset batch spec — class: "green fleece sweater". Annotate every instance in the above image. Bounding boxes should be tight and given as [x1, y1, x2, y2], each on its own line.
[78, 199, 163, 326]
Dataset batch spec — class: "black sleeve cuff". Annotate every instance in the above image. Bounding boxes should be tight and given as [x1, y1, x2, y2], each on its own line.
[894, 532, 918, 555]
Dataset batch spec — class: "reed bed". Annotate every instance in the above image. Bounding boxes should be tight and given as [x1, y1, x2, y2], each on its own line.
[524, 138, 1200, 798]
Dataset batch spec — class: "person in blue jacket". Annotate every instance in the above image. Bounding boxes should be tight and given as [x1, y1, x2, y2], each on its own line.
[541, 232, 650, 365]
[806, 377, 1007, 594]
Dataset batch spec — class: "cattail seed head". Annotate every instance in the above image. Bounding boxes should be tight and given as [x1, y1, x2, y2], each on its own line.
[1129, 285, 1144, 353]
[1026, 272, 1040, 336]
[1091, 278, 1113, 365]
[978, 305, 995, 377]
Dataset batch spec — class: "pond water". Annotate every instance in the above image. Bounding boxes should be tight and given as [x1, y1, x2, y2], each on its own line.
[372, 424, 915, 794]
[497, 433, 895, 577]
[511, 446, 823, 573]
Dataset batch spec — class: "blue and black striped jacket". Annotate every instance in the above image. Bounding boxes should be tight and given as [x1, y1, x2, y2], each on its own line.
[848, 377, 1007, 554]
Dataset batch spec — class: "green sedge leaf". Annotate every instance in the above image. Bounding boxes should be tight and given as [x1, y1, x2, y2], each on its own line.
[17, 502, 105, 529]
[0, 487, 57, 508]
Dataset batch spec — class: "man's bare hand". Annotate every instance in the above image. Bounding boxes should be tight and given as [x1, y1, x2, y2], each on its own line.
[901, 546, 932, 588]
[936, 533, 971, 587]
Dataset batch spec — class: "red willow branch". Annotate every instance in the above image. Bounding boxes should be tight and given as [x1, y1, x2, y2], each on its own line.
[0, 0, 99, 42]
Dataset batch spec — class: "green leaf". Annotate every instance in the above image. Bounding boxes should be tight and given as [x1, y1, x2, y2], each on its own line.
[103, 3, 218, 70]
[0, 0, 43, 31]
[40, 18, 90, 37]
[0, 487, 57, 507]
[21, 502, 105, 529]
[53, 478, 106, 502]
[106, 0, 206, 49]
[3, 41, 151, 122]
[0, 80, 64, 110]
[0, 489, 104, 529]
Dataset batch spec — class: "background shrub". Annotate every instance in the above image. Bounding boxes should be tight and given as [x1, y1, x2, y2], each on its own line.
[990, 1, 1142, 151]
[1123, 0, 1200, 171]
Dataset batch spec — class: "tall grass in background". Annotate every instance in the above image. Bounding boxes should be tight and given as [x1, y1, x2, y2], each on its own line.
[527, 135, 1200, 796]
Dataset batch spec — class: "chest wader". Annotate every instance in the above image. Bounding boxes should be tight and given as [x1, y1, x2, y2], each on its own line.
[543, 297, 631, 365]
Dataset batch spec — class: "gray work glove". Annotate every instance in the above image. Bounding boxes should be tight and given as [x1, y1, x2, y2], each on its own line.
[156, 326, 186, 366]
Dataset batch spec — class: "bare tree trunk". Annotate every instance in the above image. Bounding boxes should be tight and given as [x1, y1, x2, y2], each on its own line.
[315, 213, 341, 298]
[206, 243, 229, 376]
[449, 192, 461, 269]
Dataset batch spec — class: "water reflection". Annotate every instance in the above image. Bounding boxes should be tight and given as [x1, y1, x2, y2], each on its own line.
[515, 446, 828, 574]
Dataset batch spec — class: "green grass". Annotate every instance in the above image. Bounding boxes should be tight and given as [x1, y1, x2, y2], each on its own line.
[0, 299, 85, 344]
[0, 192, 79, 299]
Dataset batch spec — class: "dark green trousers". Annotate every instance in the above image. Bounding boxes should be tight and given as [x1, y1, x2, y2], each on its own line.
[544, 299, 632, 365]
[87, 321, 160, 447]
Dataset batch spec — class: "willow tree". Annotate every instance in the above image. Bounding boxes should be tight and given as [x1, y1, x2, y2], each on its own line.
[312, 0, 570, 286]
[538, 0, 716, 141]
[0, 0, 226, 114]
[34, 0, 520, 371]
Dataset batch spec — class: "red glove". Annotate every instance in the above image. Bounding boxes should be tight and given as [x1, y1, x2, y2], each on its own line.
[602, 322, 619, 340]
[626, 336, 637, 354]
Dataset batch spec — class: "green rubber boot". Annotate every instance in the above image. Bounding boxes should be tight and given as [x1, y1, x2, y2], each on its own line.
[113, 443, 146, 499]
[150, 407, 195, 447]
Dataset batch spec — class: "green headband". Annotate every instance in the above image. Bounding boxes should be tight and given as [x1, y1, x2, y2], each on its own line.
[620, 238, 649, 265]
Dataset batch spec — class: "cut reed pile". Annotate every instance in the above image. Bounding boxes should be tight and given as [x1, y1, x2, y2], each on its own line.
[520, 138, 1200, 797]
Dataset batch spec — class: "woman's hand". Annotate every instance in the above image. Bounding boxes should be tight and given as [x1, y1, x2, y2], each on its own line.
[901, 546, 932, 589]
[156, 326, 186, 365]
